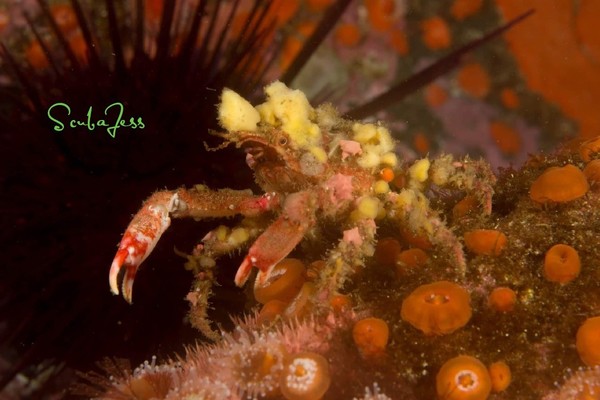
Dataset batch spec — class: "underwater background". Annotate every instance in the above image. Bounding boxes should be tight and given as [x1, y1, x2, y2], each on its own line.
[1, 0, 599, 398]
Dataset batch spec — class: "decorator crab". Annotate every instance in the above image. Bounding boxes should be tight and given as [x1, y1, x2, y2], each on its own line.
[109, 81, 495, 309]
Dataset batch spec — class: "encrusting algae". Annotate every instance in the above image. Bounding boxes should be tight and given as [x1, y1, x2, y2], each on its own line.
[80, 83, 600, 399]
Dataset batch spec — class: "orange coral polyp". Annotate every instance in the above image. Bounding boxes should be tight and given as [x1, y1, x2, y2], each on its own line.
[257, 300, 288, 325]
[436, 355, 492, 400]
[413, 131, 431, 155]
[425, 83, 449, 108]
[488, 287, 516, 312]
[463, 229, 507, 256]
[583, 159, 600, 184]
[457, 62, 491, 99]
[330, 294, 351, 313]
[254, 258, 306, 304]
[452, 196, 478, 220]
[580, 136, 600, 162]
[450, 0, 483, 21]
[390, 28, 409, 55]
[576, 316, 600, 366]
[500, 88, 520, 109]
[401, 281, 472, 336]
[489, 121, 522, 156]
[374, 237, 403, 267]
[396, 248, 428, 276]
[280, 352, 331, 400]
[529, 164, 589, 204]
[420, 17, 451, 50]
[352, 317, 389, 358]
[488, 361, 511, 393]
[543, 244, 581, 284]
[365, 0, 396, 32]
[335, 23, 361, 47]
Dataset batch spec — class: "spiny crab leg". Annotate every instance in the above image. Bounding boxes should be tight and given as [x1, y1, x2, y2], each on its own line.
[235, 191, 316, 287]
[110, 188, 279, 303]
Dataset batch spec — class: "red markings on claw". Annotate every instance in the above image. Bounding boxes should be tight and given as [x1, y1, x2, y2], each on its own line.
[234, 193, 315, 287]
[109, 193, 176, 302]
[109, 230, 154, 303]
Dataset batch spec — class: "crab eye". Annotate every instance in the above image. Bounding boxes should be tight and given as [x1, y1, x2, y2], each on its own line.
[278, 136, 288, 146]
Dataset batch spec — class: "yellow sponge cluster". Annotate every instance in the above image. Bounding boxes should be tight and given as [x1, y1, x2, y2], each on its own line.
[215, 225, 250, 246]
[409, 159, 431, 185]
[395, 190, 434, 235]
[351, 196, 381, 221]
[218, 81, 323, 150]
[218, 88, 260, 132]
[352, 123, 397, 170]
[256, 81, 322, 148]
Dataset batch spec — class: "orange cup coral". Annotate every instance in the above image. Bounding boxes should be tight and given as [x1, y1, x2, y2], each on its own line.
[374, 237, 403, 267]
[450, 0, 483, 21]
[396, 248, 429, 276]
[529, 164, 589, 204]
[463, 229, 507, 256]
[576, 316, 600, 366]
[500, 88, 520, 109]
[488, 287, 517, 312]
[580, 136, 600, 162]
[452, 195, 479, 220]
[257, 300, 288, 325]
[436, 355, 492, 400]
[335, 23, 361, 47]
[352, 317, 389, 358]
[254, 258, 306, 304]
[329, 294, 351, 313]
[420, 16, 452, 50]
[425, 83, 449, 108]
[365, 0, 396, 32]
[489, 121, 522, 156]
[488, 361, 511, 393]
[583, 159, 600, 185]
[280, 352, 331, 400]
[401, 281, 472, 336]
[457, 62, 491, 99]
[543, 244, 581, 284]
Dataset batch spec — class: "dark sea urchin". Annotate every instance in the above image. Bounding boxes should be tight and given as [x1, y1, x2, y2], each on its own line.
[0, 1, 550, 398]
[0, 0, 311, 395]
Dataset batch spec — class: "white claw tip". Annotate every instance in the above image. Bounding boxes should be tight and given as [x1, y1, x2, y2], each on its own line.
[109, 261, 121, 296]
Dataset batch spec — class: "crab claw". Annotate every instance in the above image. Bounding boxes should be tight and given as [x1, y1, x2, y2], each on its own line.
[234, 191, 315, 287]
[110, 192, 179, 303]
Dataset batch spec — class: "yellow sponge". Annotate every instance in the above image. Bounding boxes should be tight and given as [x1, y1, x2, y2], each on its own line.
[218, 88, 260, 132]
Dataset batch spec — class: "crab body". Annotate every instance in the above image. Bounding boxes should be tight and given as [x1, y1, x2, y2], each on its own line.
[109, 81, 495, 307]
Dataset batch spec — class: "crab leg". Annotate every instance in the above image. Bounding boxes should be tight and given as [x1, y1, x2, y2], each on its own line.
[315, 218, 377, 299]
[235, 191, 316, 287]
[110, 188, 279, 302]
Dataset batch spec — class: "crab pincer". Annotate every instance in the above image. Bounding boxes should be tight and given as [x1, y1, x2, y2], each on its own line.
[109, 192, 178, 303]
[234, 191, 316, 287]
